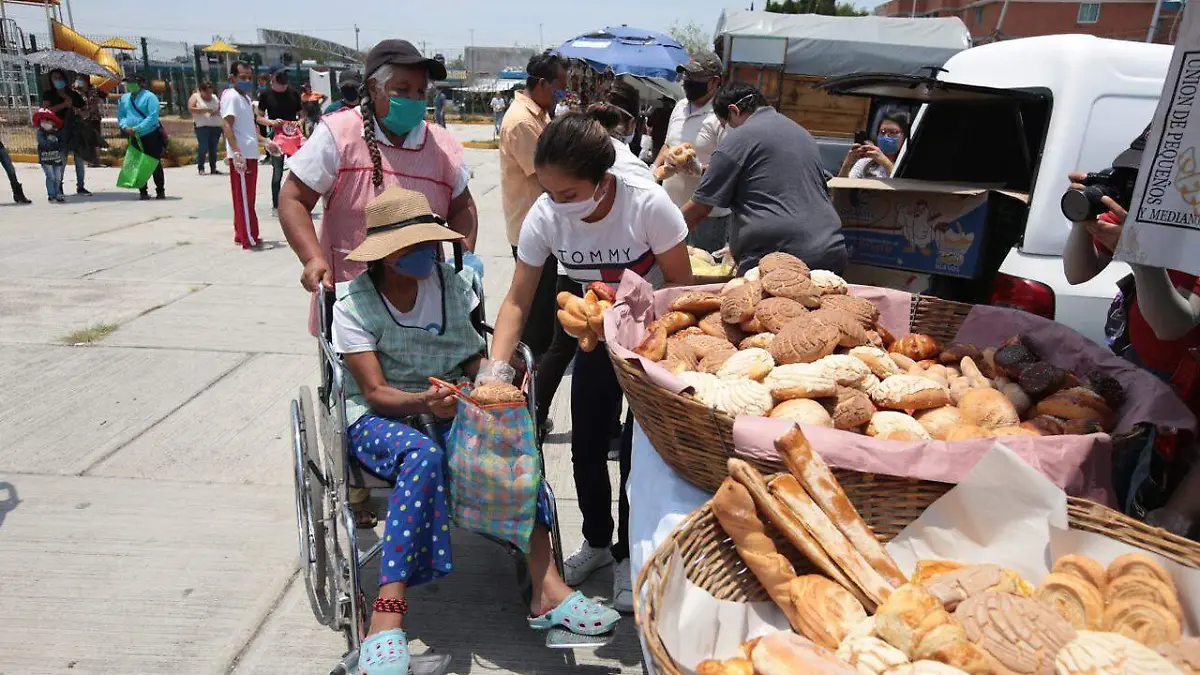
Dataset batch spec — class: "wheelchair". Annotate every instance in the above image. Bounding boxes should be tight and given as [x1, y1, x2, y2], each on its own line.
[290, 245, 610, 675]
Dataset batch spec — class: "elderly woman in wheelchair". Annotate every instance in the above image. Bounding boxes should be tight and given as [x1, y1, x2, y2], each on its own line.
[331, 187, 620, 674]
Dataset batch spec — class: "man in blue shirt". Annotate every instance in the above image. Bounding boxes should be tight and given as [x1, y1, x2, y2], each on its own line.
[434, 88, 447, 127]
[116, 74, 166, 199]
[323, 70, 361, 115]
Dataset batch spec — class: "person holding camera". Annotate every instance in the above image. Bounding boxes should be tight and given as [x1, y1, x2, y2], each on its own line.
[838, 111, 909, 180]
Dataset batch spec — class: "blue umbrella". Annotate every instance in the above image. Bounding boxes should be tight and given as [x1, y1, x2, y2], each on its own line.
[555, 26, 689, 81]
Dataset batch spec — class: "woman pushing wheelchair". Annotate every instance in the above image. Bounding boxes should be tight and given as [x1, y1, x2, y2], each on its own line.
[330, 186, 620, 674]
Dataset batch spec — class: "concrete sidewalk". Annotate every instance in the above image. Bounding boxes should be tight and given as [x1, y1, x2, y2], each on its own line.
[0, 124, 642, 675]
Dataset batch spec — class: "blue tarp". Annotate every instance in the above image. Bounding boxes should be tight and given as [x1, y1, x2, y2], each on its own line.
[555, 26, 689, 81]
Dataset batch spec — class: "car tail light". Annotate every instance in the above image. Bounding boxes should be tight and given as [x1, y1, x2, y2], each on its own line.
[989, 273, 1055, 319]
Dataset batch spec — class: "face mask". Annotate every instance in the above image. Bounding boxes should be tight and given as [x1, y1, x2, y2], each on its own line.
[52, 78, 65, 90]
[391, 244, 438, 279]
[546, 178, 606, 221]
[553, 88, 568, 103]
[235, 80, 254, 94]
[877, 134, 902, 155]
[76, 80, 87, 88]
[126, 83, 141, 95]
[340, 83, 359, 101]
[40, 122, 54, 131]
[682, 79, 710, 103]
[380, 96, 425, 136]
[619, 131, 636, 145]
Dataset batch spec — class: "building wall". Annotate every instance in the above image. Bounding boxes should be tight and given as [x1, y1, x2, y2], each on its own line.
[876, 0, 1179, 43]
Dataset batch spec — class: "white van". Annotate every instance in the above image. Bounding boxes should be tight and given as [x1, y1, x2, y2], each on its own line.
[823, 35, 1172, 344]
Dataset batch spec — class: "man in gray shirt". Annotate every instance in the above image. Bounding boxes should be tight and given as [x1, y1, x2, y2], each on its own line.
[682, 83, 846, 273]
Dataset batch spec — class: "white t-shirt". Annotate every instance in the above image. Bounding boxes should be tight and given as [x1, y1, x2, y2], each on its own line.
[610, 137, 656, 183]
[189, 92, 222, 127]
[848, 157, 890, 179]
[332, 271, 481, 353]
[517, 173, 688, 288]
[491, 97, 506, 112]
[554, 102, 569, 117]
[662, 98, 730, 218]
[219, 88, 260, 159]
[288, 119, 470, 202]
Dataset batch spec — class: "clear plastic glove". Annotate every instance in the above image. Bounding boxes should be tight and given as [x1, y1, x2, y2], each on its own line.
[677, 157, 703, 177]
[474, 358, 516, 386]
[231, 151, 247, 174]
[462, 250, 484, 281]
[265, 140, 282, 157]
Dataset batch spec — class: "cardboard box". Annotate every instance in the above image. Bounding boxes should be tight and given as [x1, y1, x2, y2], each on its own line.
[829, 177, 1028, 278]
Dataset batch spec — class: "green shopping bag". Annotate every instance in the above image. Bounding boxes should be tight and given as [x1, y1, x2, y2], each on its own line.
[116, 137, 159, 189]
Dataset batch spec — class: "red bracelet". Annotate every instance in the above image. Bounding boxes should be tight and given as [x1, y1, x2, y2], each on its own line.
[372, 597, 408, 615]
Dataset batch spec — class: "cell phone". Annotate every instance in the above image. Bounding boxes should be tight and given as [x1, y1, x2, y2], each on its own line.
[854, 129, 869, 144]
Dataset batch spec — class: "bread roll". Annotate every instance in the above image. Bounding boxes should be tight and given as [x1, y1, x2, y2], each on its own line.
[1056, 630, 1181, 675]
[669, 291, 722, 314]
[634, 323, 667, 361]
[867, 412, 932, 440]
[1107, 553, 1176, 592]
[1105, 574, 1182, 622]
[739, 332, 775, 350]
[957, 388, 1020, 429]
[657, 310, 697, 335]
[850, 346, 903, 379]
[955, 592, 1077, 675]
[1000, 382, 1033, 417]
[1051, 554, 1107, 596]
[890, 334, 942, 362]
[1157, 637, 1200, 674]
[870, 375, 953, 411]
[775, 426, 908, 588]
[716, 348, 775, 382]
[1034, 387, 1115, 431]
[822, 386, 876, 431]
[915, 407, 964, 441]
[993, 426, 1041, 438]
[765, 362, 838, 400]
[876, 584, 944, 655]
[752, 631, 857, 675]
[927, 564, 1022, 611]
[1035, 572, 1105, 630]
[943, 425, 995, 441]
[815, 353, 877, 389]
[770, 398, 834, 427]
[1023, 415, 1066, 436]
[708, 378, 773, 417]
[911, 610, 989, 673]
[837, 635, 910, 675]
[678, 371, 721, 406]
[1104, 599, 1182, 646]
[790, 574, 868, 649]
[811, 269, 850, 295]
[740, 315, 767, 334]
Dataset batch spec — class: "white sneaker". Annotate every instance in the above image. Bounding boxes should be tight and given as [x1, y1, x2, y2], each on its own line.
[563, 543, 613, 586]
[612, 559, 634, 614]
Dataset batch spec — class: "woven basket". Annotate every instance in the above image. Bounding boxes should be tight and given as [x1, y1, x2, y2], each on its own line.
[635, 476, 1200, 675]
[610, 294, 976, 493]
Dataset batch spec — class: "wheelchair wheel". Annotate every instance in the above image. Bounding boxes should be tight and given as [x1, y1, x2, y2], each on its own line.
[293, 386, 334, 625]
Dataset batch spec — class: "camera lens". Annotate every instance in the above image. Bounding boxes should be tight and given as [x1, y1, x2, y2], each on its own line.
[1060, 188, 1094, 222]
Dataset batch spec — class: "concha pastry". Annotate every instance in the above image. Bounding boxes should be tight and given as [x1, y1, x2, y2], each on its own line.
[867, 411, 932, 440]
[708, 378, 774, 418]
[678, 371, 720, 405]
[1157, 637, 1200, 674]
[717, 347, 775, 382]
[700, 310, 747, 344]
[758, 251, 810, 277]
[1035, 572, 1105, 630]
[870, 375, 952, 411]
[721, 280, 763, 324]
[669, 291, 722, 314]
[927, 564, 1023, 612]
[790, 574, 868, 649]
[755, 296, 810, 333]
[811, 269, 850, 295]
[770, 398, 835, 427]
[769, 316, 841, 365]
[1104, 574, 1182, 622]
[697, 345, 738, 374]
[1055, 630, 1181, 675]
[810, 307, 872, 348]
[955, 592, 1077, 675]
[1103, 599, 1181, 646]
[665, 339, 699, 370]
[821, 294, 881, 328]
[915, 406, 964, 441]
[850, 346, 903, 379]
[764, 363, 838, 400]
[822, 386, 876, 431]
[814, 354, 876, 388]
[762, 268, 822, 308]
[740, 332, 775, 350]
[837, 635, 910, 675]
[681, 333, 735, 359]
[1051, 555, 1107, 596]
[883, 662, 970, 675]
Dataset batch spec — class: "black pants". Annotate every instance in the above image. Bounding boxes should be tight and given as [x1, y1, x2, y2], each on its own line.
[571, 340, 633, 562]
[269, 153, 285, 208]
[137, 129, 166, 194]
[511, 247, 561, 376]
[534, 275, 583, 425]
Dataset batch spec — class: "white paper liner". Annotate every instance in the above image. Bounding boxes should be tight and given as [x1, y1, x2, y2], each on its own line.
[652, 443, 1200, 671]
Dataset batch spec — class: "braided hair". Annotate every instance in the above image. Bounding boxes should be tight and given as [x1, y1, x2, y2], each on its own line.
[360, 64, 395, 189]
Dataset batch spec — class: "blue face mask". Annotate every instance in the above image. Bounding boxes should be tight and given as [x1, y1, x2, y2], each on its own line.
[235, 80, 254, 94]
[52, 78, 66, 90]
[381, 96, 426, 136]
[391, 244, 438, 279]
[553, 88, 568, 103]
[877, 134, 902, 156]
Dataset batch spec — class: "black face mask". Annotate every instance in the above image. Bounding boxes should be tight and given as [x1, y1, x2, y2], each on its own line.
[340, 83, 359, 101]
[683, 79, 711, 102]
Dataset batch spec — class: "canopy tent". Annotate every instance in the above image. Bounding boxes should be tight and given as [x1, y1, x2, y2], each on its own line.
[201, 39, 240, 54]
[715, 9, 971, 77]
[620, 74, 684, 105]
[98, 37, 136, 50]
[555, 26, 689, 80]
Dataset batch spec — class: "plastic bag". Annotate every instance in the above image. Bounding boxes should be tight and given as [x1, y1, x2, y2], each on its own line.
[116, 137, 159, 189]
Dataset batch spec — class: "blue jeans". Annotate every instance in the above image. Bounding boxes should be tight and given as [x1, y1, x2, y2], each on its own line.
[195, 125, 221, 172]
[41, 163, 64, 199]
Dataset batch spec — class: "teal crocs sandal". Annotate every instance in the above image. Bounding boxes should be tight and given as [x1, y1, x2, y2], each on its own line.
[359, 629, 410, 675]
[528, 591, 620, 636]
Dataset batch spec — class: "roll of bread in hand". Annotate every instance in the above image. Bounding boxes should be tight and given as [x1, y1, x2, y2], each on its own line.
[471, 381, 524, 405]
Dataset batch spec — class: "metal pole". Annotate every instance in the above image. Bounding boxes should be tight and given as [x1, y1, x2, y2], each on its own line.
[995, 0, 1012, 40]
[141, 37, 150, 80]
[539, 23, 543, 48]
[64, 0, 74, 28]
[354, 24, 360, 52]
[1147, 0, 1166, 42]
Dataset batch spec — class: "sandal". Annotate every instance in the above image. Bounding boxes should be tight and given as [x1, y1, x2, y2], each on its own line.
[528, 591, 620, 636]
[360, 628, 410, 675]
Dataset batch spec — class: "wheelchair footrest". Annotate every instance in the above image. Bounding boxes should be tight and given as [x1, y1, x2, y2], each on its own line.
[544, 626, 616, 650]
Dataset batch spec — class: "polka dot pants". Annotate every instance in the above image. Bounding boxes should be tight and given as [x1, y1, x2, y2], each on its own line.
[349, 414, 553, 589]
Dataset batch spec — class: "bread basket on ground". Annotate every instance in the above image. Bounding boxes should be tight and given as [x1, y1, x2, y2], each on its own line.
[634, 464, 1200, 675]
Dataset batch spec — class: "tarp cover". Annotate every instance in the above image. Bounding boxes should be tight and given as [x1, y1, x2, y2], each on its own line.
[715, 9, 971, 77]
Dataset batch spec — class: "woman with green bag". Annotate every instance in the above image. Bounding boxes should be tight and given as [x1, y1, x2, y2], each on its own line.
[117, 75, 166, 200]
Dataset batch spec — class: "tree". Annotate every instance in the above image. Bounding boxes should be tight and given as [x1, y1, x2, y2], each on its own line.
[766, 0, 867, 15]
[448, 55, 465, 70]
[668, 21, 712, 58]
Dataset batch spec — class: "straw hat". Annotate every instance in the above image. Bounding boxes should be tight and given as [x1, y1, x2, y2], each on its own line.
[345, 187, 463, 262]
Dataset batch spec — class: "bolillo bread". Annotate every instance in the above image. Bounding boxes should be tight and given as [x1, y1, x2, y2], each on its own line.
[789, 574, 868, 649]
[751, 631, 858, 675]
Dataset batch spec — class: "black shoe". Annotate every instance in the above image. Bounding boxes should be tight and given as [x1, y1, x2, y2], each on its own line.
[210, 168, 222, 175]
[54, 196, 66, 203]
[77, 187, 92, 196]
[13, 186, 31, 204]
[155, 190, 166, 200]
[139, 190, 150, 200]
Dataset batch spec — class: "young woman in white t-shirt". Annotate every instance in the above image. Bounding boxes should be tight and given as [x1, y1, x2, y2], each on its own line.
[487, 113, 693, 613]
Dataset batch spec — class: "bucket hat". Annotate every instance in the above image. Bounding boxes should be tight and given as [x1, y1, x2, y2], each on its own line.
[345, 187, 462, 262]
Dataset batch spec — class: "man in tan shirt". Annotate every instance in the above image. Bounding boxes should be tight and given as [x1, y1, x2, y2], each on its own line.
[499, 52, 568, 433]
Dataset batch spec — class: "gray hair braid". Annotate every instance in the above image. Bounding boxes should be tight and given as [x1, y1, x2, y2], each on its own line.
[361, 63, 395, 189]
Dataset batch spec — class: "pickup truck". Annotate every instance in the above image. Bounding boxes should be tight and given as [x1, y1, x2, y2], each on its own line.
[822, 34, 1172, 345]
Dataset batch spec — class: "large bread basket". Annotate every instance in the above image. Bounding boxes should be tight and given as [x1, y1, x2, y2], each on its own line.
[609, 294, 975, 493]
[634, 471, 1200, 675]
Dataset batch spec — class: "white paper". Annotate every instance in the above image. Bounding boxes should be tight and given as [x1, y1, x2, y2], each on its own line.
[652, 443, 1200, 672]
[1116, 0, 1200, 275]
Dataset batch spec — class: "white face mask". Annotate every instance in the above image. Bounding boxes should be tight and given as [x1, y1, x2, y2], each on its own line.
[40, 122, 54, 131]
[545, 177, 607, 221]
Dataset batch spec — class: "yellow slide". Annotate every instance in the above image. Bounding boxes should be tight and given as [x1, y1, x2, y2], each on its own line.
[50, 20, 121, 92]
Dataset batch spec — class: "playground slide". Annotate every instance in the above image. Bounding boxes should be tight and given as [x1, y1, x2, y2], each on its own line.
[51, 21, 121, 92]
